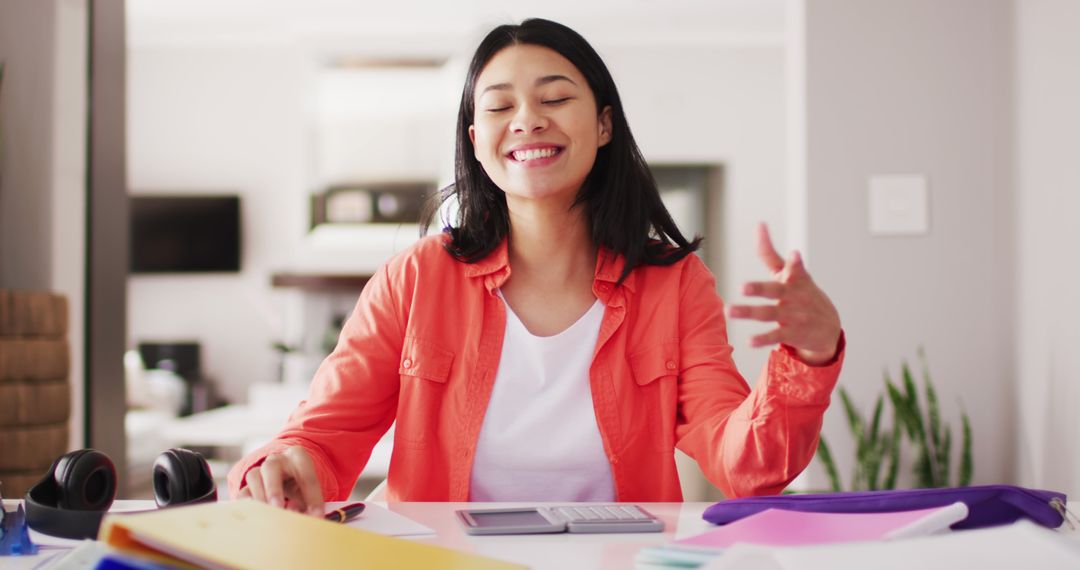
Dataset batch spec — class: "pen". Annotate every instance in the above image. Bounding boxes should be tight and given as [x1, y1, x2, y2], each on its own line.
[325, 502, 366, 523]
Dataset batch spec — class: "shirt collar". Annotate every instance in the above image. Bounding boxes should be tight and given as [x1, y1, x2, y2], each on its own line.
[464, 237, 637, 293]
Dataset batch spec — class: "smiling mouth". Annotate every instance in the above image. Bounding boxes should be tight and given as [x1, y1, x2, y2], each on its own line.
[508, 147, 563, 162]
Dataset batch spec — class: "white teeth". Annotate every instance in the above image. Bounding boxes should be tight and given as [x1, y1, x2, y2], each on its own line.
[512, 147, 558, 161]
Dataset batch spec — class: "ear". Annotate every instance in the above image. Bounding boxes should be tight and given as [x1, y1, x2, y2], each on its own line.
[468, 125, 478, 158]
[597, 106, 613, 147]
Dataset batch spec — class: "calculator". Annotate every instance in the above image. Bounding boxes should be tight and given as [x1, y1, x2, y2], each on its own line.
[456, 504, 665, 535]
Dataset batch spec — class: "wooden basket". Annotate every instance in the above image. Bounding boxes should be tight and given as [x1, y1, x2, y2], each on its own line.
[0, 290, 70, 497]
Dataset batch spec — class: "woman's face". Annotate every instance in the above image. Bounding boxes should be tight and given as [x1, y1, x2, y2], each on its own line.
[469, 44, 612, 206]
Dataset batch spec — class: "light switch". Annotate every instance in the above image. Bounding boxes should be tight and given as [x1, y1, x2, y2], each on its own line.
[868, 175, 929, 235]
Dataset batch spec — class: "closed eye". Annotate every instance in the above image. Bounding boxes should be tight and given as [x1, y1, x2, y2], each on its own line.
[543, 97, 572, 105]
[485, 106, 512, 113]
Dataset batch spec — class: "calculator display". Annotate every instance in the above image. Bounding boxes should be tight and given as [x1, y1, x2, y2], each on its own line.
[469, 510, 551, 528]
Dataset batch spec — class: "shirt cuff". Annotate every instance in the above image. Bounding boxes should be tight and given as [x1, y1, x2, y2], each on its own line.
[768, 331, 846, 404]
[781, 330, 846, 367]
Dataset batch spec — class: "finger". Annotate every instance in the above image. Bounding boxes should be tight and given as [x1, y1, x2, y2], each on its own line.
[742, 281, 785, 299]
[285, 447, 325, 517]
[750, 328, 785, 347]
[756, 222, 785, 274]
[237, 486, 252, 499]
[260, 454, 287, 508]
[282, 479, 309, 513]
[728, 304, 779, 322]
[787, 250, 809, 279]
[245, 468, 267, 503]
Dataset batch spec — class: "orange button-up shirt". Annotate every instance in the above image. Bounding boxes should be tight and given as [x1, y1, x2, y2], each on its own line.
[228, 235, 844, 502]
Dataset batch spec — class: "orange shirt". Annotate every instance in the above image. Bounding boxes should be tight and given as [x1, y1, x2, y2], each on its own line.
[227, 235, 844, 501]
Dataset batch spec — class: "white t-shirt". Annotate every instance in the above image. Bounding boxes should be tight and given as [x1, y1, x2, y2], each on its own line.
[469, 292, 615, 502]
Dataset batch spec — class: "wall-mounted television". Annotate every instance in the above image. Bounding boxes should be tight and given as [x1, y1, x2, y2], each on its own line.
[129, 195, 241, 274]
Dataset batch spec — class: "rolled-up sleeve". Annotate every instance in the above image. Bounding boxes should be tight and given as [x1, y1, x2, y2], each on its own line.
[226, 263, 405, 500]
[673, 257, 844, 498]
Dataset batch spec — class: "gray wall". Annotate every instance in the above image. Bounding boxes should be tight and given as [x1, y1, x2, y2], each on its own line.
[0, 0, 88, 448]
[0, 0, 58, 289]
[799, 0, 1015, 486]
[1015, 0, 1080, 493]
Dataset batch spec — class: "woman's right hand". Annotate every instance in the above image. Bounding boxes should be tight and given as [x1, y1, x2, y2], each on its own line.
[237, 446, 324, 517]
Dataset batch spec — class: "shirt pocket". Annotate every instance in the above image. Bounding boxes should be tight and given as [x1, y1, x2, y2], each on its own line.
[627, 340, 679, 452]
[396, 336, 455, 449]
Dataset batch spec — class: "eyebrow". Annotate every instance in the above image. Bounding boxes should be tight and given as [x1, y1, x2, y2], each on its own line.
[479, 75, 578, 96]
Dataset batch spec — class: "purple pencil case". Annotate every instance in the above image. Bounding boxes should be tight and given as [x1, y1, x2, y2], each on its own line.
[703, 485, 1068, 530]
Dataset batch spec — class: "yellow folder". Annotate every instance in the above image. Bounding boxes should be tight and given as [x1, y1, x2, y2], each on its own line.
[99, 500, 525, 570]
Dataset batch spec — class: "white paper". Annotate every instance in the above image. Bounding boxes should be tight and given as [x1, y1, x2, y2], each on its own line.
[338, 502, 435, 537]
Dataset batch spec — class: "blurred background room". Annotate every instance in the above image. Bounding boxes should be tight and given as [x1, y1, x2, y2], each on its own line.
[1, 0, 1077, 503]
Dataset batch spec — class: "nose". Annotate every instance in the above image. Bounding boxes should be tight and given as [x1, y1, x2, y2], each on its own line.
[510, 102, 548, 134]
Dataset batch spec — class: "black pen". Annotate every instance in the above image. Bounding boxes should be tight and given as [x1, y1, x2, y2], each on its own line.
[325, 502, 366, 523]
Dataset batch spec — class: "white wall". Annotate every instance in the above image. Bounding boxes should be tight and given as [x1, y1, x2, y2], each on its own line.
[798, 0, 1015, 487]
[127, 45, 310, 403]
[0, 0, 87, 448]
[1015, 0, 1080, 493]
[126, 39, 789, 410]
[611, 44, 788, 382]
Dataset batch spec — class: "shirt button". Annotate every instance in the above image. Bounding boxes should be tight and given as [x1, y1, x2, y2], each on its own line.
[665, 360, 677, 370]
[402, 359, 413, 369]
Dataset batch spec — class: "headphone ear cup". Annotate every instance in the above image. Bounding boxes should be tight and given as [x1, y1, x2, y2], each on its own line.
[26, 449, 117, 539]
[153, 448, 217, 507]
[53, 449, 117, 511]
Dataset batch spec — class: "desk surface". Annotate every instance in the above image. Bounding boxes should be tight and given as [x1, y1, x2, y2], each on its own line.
[7, 499, 1080, 570]
[3, 500, 714, 570]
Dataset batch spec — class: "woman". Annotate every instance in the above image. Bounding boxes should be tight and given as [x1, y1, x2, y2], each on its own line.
[228, 18, 844, 515]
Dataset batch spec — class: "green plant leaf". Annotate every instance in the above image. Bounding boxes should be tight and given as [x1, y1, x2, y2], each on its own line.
[925, 367, 943, 481]
[914, 446, 934, 488]
[883, 421, 901, 490]
[901, 362, 926, 441]
[886, 379, 921, 441]
[959, 411, 974, 486]
[839, 388, 864, 445]
[868, 394, 884, 448]
[940, 425, 952, 486]
[866, 436, 888, 491]
[816, 435, 843, 493]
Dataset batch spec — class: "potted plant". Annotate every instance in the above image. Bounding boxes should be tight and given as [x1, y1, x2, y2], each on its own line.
[817, 349, 973, 491]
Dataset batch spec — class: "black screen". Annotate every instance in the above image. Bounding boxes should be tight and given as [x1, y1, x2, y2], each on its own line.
[130, 195, 241, 273]
[470, 510, 550, 528]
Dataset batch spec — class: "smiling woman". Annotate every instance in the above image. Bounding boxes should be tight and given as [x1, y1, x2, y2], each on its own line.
[227, 18, 844, 511]
[468, 45, 611, 207]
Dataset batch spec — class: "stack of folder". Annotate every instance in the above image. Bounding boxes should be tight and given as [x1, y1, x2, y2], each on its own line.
[95, 500, 524, 570]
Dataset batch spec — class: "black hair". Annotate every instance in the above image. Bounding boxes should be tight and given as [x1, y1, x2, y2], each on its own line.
[421, 18, 701, 284]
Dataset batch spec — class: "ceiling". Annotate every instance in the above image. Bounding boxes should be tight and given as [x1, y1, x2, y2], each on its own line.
[127, 0, 787, 54]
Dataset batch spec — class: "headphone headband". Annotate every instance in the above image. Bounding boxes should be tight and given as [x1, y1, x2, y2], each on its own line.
[24, 447, 217, 539]
[24, 451, 115, 540]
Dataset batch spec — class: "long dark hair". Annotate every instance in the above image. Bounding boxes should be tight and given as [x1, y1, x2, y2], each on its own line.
[421, 18, 701, 284]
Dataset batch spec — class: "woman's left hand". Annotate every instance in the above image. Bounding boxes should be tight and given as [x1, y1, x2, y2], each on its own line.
[728, 223, 842, 365]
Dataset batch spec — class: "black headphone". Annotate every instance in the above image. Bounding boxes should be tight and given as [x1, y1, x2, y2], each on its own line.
[24, 447, 218, 539]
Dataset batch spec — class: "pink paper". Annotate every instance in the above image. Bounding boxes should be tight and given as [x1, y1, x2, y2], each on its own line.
[676, 507, 954, 549]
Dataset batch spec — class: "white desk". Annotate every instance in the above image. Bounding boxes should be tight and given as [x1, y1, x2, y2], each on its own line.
[2, 500, 711, 569]
[396, 501, 714, 569]
[6, 499, 1080, 569]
